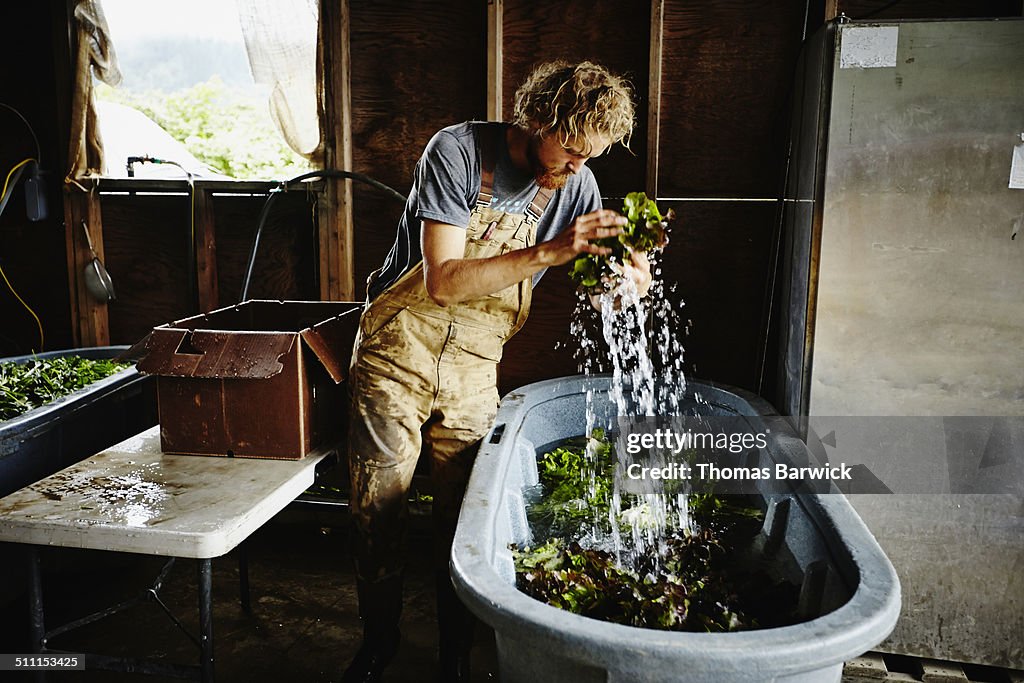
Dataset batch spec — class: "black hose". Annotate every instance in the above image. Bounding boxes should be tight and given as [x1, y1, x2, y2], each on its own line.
[239, 170, 407, 303]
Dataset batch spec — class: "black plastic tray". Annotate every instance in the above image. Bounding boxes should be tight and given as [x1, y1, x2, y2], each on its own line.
[0, 347, 157, 498]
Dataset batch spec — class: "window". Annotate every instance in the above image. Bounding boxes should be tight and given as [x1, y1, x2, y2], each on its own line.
[95, 0, 318, 180]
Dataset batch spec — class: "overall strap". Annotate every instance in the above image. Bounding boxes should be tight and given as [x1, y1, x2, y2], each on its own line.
[476, 122, 555, 224]
[526, 187, 554, 223]
[475, 124, 502, 208]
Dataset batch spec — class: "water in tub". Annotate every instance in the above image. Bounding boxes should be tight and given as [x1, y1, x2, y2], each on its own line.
[558, 254, 700, 570]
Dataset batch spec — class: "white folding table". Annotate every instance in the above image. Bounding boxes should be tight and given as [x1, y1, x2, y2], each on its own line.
[0, 426, 333, 682]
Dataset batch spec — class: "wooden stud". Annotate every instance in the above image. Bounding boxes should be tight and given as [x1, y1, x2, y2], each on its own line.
[647, 0, 664, 197]
[63, 185, 110, 347]
[319, 0, 355, 302]
[802, 191, 823, 416]
[487, 0, 504, 120]
[193, 187, 219, 312]
[62, 190, 82, 348]
[84, 188, 110, 346]
[488, 0, 506, 387]
[825, 0, 840, 21]
[95, 178, 294, 193]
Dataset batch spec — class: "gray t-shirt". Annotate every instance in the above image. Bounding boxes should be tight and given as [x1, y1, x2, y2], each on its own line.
[368, 121, 603, 301]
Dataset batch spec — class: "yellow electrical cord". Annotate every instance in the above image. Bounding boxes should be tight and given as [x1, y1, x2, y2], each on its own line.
[1, 158, 46, 352]
[0, 264, 44, 352]
[2, 157, 34, 201]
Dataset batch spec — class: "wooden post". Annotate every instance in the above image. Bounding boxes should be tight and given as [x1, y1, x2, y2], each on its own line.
[193, 186, 219, 311]
[63, 185, 110, 347]
[646, 0, 665, 198]
[63, 191, 81, 348]
[487, 0, 503, 120]
[319, 0, 355, 302]
[824, 0, 840, 21]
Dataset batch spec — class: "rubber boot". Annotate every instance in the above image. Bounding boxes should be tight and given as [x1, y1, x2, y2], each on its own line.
[342, 575, 403, 683]
[436, 571, 474, 683]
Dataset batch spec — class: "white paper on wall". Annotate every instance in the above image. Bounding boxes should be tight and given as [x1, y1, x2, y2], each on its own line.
[840, 26, 900, 69]
[1009, 142, 1024, 189]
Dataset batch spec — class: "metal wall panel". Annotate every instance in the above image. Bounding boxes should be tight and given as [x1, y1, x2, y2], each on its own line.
[810, 20, 1024, 668]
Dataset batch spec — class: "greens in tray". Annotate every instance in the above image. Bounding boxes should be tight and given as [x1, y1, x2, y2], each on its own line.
[0, 356, 132, 421]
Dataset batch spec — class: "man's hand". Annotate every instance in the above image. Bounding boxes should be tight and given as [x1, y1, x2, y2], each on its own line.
[621, 248, 652, 298]
[588, 248, 654, 310]
[536, 209, 627, 267]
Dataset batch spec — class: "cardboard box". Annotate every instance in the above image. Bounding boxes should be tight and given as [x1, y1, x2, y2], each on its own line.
[134, 300, 361, 460]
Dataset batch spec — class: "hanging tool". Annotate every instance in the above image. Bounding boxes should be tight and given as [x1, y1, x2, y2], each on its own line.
[81, 220, 116, 302]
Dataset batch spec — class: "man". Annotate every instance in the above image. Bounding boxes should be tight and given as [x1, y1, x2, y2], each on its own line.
[343, 60, 648, 683]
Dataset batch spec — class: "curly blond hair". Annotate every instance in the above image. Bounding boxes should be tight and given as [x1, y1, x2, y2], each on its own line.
[511, 61, 635, 154]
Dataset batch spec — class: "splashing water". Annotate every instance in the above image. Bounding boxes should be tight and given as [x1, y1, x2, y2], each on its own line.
[569, 254, 699, 570]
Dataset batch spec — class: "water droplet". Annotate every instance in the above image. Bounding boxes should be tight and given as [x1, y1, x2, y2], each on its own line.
[555, 270, 695, 570]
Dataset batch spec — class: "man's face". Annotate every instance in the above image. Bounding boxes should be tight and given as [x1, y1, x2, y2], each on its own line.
[528, 129, 611, 190]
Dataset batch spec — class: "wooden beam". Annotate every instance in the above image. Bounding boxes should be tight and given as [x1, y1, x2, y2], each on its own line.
[319, 0, 355, 302]
[193, 187, 219, 312]
[63, 186, 110, 347]
[487, 0, 504, 120]
[83, 189, 110, 346]
[646, 0, 664, 197]
[825, 0, 840, 21]
[63, 191, 82, 348]
[94, 178, 321, 194]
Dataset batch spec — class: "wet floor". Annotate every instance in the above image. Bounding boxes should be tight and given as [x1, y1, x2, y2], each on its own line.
[2, 505, 1020, 683]
[0, 503, 499, 682]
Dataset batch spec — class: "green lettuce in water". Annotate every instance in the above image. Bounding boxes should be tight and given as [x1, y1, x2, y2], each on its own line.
[0, 357, 133, 421]
[515, 434, 801, 632]
[525, 429, 693, 540]
[525, 430, 615, 538]
[569, 192, 674, 290]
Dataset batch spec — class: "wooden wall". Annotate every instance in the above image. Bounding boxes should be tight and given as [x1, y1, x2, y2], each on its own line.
[500, 0, 652, 198]
[0, 2, 72, 357]
[833, 0, 1021, 19]
[99, 191, 318, 345]
[348, 0, 488, 294]
[499, 0, 808, 393]
[496, 0, 653, 393]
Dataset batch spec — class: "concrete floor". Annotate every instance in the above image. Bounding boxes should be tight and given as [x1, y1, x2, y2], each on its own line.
[0, 503, 498, 682]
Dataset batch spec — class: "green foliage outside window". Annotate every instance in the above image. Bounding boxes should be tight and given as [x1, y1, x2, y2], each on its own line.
[96, 78, 312, 180]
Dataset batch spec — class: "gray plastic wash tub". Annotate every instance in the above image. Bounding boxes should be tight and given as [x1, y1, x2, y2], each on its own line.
[452, 375, 900, 683]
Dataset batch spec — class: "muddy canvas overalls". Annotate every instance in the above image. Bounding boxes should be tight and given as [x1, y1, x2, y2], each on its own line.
[348, 124, 553, 582]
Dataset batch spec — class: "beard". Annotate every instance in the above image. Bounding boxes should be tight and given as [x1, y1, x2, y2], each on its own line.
[528, 136, 570, 190]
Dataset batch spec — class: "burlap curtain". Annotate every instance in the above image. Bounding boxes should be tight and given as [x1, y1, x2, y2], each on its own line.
[236, 0, 322, 164]
[66, 0, 121, 185]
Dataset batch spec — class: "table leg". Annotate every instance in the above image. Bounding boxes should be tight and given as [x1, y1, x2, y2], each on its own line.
[27, 546, 46, 683]
[198, 559, 214, 683]
[238, 543, 251, 613]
